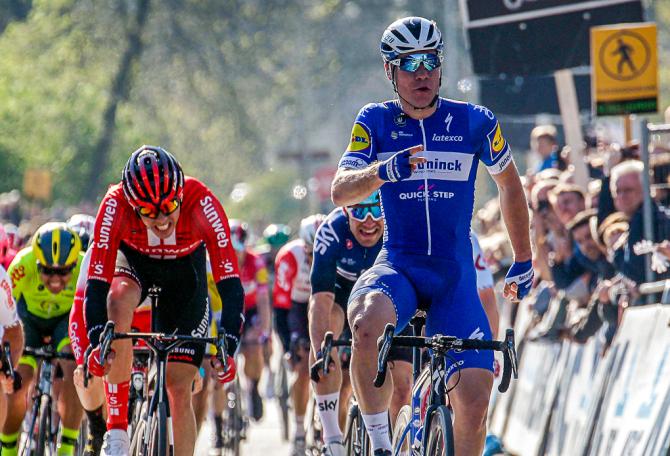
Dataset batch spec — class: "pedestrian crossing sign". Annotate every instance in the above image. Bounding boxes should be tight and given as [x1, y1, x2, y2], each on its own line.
[591, 22, 658, 116]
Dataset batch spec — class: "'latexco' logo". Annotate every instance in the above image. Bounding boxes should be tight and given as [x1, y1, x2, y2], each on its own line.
[432, 133, 463, 142]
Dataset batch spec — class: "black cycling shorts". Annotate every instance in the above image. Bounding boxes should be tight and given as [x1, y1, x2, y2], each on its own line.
[288, 300, 310, 346]
[18, 300, 70, 357]
[273, 307, 291, 353]
[118, 242, 209, 367]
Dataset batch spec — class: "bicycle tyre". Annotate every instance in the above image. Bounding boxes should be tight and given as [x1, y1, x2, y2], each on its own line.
[391, 405, 413, 455]
[424, 405, 455, 456]
[149, 402, 169, 456]
[36, 395, 51, 456]
[221, 379, 241, 456]
[129, 419, 146, 456]
[275, 359, 290, 441]
[343, 403, 361, 455]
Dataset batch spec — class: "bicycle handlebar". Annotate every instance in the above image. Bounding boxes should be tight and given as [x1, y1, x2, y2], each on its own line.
[83, 320, 230, 385]
[22, 346, 76, 361]
[374, 324, 519, 393]
[1, 342, 20, 391]
[310, 332, 352, 383]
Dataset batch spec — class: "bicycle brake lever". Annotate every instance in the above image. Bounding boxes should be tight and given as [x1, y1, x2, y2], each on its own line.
[505, 329, 518, 378]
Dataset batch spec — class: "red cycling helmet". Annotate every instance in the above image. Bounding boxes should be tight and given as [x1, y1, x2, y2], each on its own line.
[122, 145, 184, 214]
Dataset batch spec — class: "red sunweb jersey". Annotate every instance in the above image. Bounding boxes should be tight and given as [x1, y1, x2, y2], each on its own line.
[88, 177, 240, 284]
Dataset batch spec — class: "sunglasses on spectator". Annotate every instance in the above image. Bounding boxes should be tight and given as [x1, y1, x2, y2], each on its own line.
[38, 264, 75, 276]
[347, 203, 383, 222]
[389, 53, 442, 72]
[135, 198, 180, 219]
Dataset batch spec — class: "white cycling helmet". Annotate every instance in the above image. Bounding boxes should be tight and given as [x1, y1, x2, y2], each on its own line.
[380, 17, 444, 62]
[67, 214, 96, 251]
[299, 214, 327, 249]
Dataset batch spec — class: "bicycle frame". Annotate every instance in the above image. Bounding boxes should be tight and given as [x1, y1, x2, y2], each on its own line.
[93, 286, 228, 455]
[21, 347, 75, 456]
[377, 324, 518, 456]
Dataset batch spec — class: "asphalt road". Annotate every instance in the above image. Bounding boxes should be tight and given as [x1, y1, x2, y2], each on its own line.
[195, 395, 292, 455]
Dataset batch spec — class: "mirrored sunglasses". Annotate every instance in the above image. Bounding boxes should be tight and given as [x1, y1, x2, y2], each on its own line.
[38, 264, 75, 276]
[136, 198, 180, 219]
[390, 53, 442, 72]
[389, 54, 442, 73]
[348, 204, 383, 222]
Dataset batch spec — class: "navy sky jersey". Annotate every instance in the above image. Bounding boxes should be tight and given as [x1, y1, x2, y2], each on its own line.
[338, 98, 513, 258]
[311, 208, 382, 299]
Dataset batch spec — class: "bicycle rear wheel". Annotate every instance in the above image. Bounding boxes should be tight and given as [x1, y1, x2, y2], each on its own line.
[391, 405, 413, 455]
[275, 359, 290, 441]
[424, 405, 455, 456]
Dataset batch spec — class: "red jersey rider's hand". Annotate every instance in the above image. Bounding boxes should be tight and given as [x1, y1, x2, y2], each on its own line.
[87, 346, 115, 377]
[211, 355, 237, 384]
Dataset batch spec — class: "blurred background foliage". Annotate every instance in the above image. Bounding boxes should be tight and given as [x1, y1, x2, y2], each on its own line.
[0, 0, 668, 227]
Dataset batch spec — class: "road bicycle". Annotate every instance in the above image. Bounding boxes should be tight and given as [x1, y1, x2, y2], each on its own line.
[20, 346, 77, 456]
[310, 332, 372, 455]
[84, 286, 229, 456]
[376, 322, 518, 456]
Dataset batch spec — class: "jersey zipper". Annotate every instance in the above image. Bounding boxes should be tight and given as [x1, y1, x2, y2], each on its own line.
[419, 119, 431, 255]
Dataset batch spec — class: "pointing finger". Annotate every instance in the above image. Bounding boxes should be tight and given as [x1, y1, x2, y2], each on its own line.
[409, 156, 427, 165]
[406, 145, 424, 155]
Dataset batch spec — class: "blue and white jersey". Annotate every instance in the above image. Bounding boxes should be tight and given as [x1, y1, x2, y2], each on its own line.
[311, 209, 382, 301]
[338, 98, 513, 259]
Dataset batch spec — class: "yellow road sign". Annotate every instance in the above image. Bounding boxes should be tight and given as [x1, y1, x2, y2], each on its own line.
[591, 22, 658, 116]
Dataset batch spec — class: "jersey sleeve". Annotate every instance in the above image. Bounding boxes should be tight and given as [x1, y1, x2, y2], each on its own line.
[192, 184, 240, 282]
[470, 231, 494, 290]
[7, 252, 26, 302]
[273, 248, 298, 308]
[337, 104, 379, 170]
[87, 189, 126, 283]
[0, 266, 19, 328]
[469, 104, 513, 176]
[311, 217, 340, 295]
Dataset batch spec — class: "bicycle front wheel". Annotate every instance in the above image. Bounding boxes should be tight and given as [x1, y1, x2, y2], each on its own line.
[149, 402, 169, 456]
[36, 395, 52, 456]
[424, 406, 455, 456]
[391, 405, 413, 455]
[344, 403, 372, 456]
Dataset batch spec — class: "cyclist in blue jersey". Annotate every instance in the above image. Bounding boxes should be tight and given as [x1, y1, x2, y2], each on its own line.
[309, 192, 412, 456]
[330, 17, 533, 456]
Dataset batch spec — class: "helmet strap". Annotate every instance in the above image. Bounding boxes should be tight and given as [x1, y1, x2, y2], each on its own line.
[391, 66, 441, 111]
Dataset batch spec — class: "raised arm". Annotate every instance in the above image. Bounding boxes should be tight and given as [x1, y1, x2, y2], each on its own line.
[331, 166, 383, 208]
[332, 144, 425, 207]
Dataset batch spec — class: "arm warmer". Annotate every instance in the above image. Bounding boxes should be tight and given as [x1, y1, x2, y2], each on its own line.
[84, 279, 111, 348]
[215, 277, 245, 356]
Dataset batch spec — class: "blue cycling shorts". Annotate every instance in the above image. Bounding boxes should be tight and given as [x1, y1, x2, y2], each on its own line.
[349, 249, 493, 379]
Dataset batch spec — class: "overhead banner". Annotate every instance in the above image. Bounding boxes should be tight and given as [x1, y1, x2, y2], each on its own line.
[460, 0, 643, 75]
[591, 22, 659, 116]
